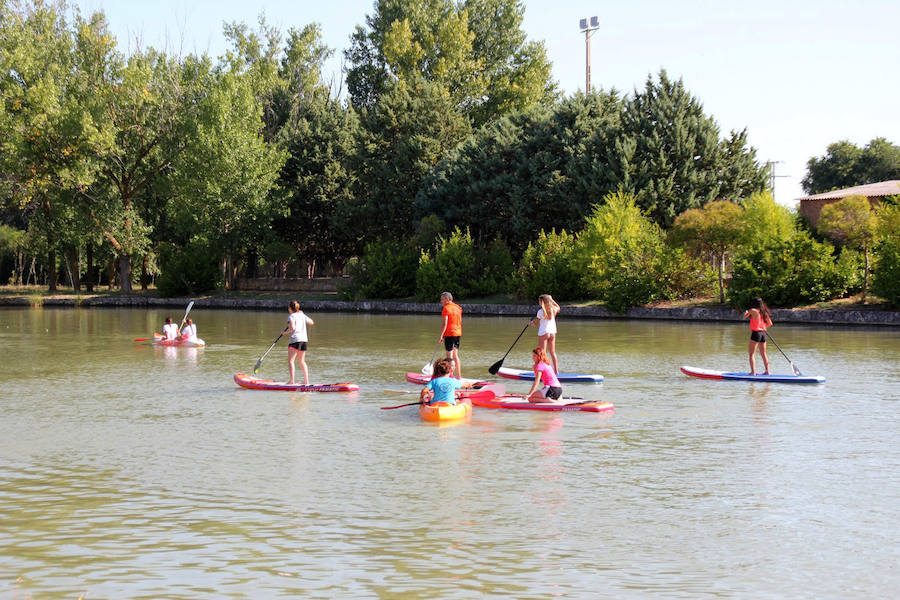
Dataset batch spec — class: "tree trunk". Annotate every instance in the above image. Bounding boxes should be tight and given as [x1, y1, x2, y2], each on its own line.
[107, 259, 115, 289]
[862, 246, 869, 303]
[48, 249, 58, 293]
[140, 254, 150, 291]
[66, 246, 81, 292]
[119, 253, 132, 292]
[717, 253, 726, 304]
[85, 243, 94, 292]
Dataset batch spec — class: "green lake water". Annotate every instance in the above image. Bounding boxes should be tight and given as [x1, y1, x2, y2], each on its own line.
[1, 307, 898, 598]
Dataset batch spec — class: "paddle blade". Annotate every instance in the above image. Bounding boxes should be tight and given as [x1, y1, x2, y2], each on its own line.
[134, 338, 150, 342]
[253, 358, 263, 374]
[487, 359, 503, 375]
[421, 363, 434, 376]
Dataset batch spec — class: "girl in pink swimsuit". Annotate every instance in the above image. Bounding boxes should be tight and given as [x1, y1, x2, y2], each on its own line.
[742, 297, 773, 375]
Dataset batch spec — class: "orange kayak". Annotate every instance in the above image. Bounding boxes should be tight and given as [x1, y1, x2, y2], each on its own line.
[419, 397, 472, 422]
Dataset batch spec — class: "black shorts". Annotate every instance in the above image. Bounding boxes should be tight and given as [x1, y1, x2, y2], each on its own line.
[543, 386, 563, 400]
[750, 331, 767, 343]
[443, 336, 461, 351]
[289, 341, 308, 351]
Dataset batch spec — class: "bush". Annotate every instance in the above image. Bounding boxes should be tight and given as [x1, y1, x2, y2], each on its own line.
[873, 240, 900, 307]
[575, 191, 673, 311]
[728, 231, 856, 308]
[340, 240, 418, 300]
[156, 240, 222, 297]
[515, 229, 582, 301]
[415, 228, 478, 302]
[470, 236, 515, 297]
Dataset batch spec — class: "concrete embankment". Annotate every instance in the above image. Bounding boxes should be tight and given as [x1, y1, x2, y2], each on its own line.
[3, 295, 900, 326]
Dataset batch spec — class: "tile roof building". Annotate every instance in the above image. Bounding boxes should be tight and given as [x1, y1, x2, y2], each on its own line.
[797, 180, 900, 226]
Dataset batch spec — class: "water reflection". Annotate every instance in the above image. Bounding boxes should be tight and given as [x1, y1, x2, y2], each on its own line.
[1, 308, 898, 598]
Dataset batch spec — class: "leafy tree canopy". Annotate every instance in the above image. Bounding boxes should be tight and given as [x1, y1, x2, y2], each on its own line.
[802, 137, 900, 194]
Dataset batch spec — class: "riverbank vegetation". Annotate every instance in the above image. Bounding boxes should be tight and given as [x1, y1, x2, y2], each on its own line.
[2, 1, 900, 309]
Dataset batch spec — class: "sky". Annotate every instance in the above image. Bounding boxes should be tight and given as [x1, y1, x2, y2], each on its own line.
[73, 0, 900, 207]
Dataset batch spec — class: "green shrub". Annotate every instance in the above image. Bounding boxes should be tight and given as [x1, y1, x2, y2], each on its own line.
[156, 240, 222, 297]
[872, 240, 900, 307]
[515, 229, 583, 300]
[728, 231, 855, 308]
[341, 240, 418, 300]
[470, 236, 515, 297]
[415, 228, 478, 302]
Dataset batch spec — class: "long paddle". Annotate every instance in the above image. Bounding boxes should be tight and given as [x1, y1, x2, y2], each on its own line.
[380, 400, 424, 410]
[765, 331, 802, 375]
[178, 300, 195, 333]
[253, 329, 288, 374]
[488, 321, 531, 375]
[135, 301, 194, 342]
[421, 339, 443, 376]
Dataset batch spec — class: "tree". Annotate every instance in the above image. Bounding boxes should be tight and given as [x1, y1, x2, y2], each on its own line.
[0, 1, 116, 291]
[345, 0, 556, 126]
[415, 92, 623, 254]
[618, 70, 767, 227]
[738, 191, 795, 249]
[353, 76, 470, 241]
[275, 94, 360, 276]
[802, 137, 900, 194]
[167, 65, 286, 290]
[872, 203, 900, 307]
[669, 200, 744, 303]
[817, 195, 878, 302]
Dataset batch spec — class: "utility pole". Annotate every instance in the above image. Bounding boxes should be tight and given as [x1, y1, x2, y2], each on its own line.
[579, 16, 601, 93]
[765, 161, 789, 202]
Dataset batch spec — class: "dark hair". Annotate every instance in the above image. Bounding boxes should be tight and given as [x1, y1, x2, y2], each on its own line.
[288, 300, 300, 312]
[432, 358, 453, 377]
[751, 297, 771, 321]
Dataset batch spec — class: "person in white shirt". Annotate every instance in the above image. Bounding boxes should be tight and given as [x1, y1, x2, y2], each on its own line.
[286, 300, 314, 384]
[162, 317, 179, 341]
[179, 318, 198, 342]
[529, 294, 560, 374]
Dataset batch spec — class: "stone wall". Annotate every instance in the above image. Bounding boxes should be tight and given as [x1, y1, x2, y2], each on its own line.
[4, 295, 900, 326]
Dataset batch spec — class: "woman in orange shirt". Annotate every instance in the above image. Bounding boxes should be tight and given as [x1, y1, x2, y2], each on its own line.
[742, 297, 773, 375]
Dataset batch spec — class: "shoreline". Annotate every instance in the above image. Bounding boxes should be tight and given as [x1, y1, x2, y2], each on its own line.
[2, 294, 899, 326]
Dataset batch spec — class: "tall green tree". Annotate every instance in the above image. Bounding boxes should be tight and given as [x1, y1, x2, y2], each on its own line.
[345, 0, 556, 126]
[275, 95, 360, 276]
[618, 71, 767, 227]
[802, 137, 900, 194]
[0, 0, 116, 291]
[168, 65, 286, 290]
[669, 200, 744, 303]
[353, 76, 470, 241]
[415, 92, 623, 253]
[817, 195, 878, 302]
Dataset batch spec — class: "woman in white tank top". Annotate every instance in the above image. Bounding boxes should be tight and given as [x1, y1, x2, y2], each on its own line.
[530, 294, 560, 373]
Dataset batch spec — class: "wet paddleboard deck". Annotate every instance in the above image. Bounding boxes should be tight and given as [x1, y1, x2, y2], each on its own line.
[467, 391, 614, 413]
[234, 373, 359, 392]
[680, 366, 825, 384]
[496, 367, 604, 383]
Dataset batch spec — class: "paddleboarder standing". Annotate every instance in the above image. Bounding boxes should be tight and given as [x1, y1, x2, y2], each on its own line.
[743, 297, 773, 376]
[530, 294, 560, 374]
[439, 292, 463, 379]
[287, 300, 314, 385]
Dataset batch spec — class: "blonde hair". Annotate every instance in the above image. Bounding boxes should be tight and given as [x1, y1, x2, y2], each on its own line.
[288, 300, 300, 312]
[538, 294, 559, 320]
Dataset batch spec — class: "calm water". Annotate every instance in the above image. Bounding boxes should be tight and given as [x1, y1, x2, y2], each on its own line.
[1, 307, 898, 598]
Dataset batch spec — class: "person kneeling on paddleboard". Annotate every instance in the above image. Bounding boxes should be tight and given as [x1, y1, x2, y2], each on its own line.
[526, 347, 563, 403]
[420, 359, 463, 406]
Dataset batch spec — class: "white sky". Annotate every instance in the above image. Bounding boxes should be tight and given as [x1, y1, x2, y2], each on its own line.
[74, 0, 900, 207]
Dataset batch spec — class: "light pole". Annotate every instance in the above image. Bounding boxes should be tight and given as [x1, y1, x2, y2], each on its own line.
[579, 16, 601, 93]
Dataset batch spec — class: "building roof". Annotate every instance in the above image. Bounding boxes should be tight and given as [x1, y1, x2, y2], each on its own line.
[798, 180, 900, 202]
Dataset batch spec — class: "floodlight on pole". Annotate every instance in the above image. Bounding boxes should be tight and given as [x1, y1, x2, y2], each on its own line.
[578, 16, 601, 93]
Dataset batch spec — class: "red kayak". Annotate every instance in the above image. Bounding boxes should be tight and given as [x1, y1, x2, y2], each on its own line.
[152, 333, 206, 347]
[234, 372, 359, 392]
